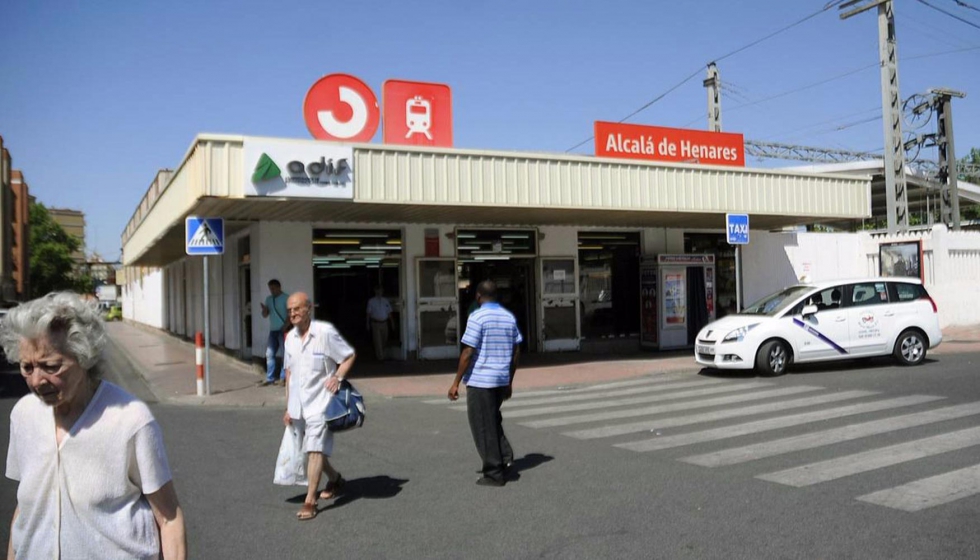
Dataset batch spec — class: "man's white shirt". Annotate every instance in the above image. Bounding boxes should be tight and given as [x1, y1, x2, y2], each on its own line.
[285, 320, 355, 421]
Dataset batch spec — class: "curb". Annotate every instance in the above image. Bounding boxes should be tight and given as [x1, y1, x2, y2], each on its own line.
[102, 335, 164, 404]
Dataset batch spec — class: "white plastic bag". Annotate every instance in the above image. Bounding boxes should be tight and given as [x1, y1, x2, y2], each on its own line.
[273, 425, 308, 486]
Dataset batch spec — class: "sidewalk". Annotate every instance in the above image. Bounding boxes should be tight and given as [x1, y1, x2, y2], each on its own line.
[104, 321, 980, 407]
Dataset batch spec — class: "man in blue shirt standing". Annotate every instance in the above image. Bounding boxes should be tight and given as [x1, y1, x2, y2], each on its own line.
[448, 280, 522, 487]
[260, 279, 289, 386]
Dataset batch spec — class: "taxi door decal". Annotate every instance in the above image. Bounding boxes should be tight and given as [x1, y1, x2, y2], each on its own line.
[792, 318, 849, 355]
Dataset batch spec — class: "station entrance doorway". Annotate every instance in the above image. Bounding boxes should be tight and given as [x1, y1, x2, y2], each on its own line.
[312, 229, 404, 361]
[457, 258, 535, 352]
[684, 233, 737, 318]
[578, 231, 641, 352]
[454, 229, 539, 353]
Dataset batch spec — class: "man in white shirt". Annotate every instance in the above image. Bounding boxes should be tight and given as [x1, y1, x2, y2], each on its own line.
[283, 292, 356, 521]
[365, 286, 394, 361]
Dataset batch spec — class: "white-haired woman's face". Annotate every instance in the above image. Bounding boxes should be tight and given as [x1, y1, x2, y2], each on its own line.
[18, 334, 89, 409]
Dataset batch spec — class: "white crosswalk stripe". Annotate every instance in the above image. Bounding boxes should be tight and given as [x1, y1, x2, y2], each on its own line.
[448, 378, 726, 411]
[522, 385, 822, 428]
[565, 390, 878, 440]
[503, 381, 782, 420]
[426, 376, 980, 512]
[420, 375, 684, 404]
[856, 463, 980, 512]
[758, 425, 980, 487]
[615, 395, 943, 452]
[682, 401, 980, 467]
[506, 376, 687, 399]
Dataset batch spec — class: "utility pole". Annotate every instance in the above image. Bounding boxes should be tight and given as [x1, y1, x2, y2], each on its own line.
[704, 62, 722, 132]
[931, 88, 966, 230]
[840, 0, 909, 233]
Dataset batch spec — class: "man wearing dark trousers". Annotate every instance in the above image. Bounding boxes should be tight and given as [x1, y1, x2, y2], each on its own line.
[259, 279, 289, 386]
[448, 280, 522, 487]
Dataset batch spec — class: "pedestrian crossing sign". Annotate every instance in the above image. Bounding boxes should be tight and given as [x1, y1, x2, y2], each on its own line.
[185, 217, 224, 255]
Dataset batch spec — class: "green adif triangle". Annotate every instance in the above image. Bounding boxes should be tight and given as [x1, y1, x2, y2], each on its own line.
[252, 153, 281, 182]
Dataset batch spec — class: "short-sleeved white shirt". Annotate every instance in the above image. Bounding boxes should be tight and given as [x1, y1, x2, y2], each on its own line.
[285, 320, 355, 421]
[5, 381, 173, 560]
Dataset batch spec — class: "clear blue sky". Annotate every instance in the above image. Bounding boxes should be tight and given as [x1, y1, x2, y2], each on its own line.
[2, 0, 978, 261]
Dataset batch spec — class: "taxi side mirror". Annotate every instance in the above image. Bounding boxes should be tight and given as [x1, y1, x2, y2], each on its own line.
[802, 304, 819, 317]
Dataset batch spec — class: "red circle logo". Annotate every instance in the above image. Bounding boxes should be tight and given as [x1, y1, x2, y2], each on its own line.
[303, 74, 380, 142]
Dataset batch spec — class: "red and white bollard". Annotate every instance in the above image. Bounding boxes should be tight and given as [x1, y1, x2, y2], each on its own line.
[195, 332, 205, 396]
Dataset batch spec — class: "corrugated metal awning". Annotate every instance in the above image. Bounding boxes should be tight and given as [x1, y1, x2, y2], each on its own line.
[122, 135, 872, 266]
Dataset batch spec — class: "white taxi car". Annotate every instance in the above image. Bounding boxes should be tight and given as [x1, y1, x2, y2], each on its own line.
[695, 278, 942, 376]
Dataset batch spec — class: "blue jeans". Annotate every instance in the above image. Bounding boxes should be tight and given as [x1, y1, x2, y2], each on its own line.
[266, 329, 283, 382]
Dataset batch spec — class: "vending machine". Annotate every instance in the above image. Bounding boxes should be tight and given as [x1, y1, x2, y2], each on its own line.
[640, 254, 716, 350]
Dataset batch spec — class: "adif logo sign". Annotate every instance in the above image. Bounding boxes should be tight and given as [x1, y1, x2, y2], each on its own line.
[243, 139, 354, 199]
[252, 154, 350, 185]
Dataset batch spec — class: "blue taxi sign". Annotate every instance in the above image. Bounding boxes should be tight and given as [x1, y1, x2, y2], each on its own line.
[726, 213, 749, 245]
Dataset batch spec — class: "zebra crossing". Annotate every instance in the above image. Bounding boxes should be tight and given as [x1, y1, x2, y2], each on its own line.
[428, 374, 980, 512]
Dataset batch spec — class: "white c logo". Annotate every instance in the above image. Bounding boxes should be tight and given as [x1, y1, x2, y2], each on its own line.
[318, 86, 368, 139]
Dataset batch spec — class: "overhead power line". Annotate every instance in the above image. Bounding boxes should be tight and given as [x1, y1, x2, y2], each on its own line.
[564, 0, 847, 152]
[726, 63, 877, 112]
[723, 45, 978, 115]
[951, 0, 980, 13]
[564, 68, 704, 153]
[616, 68, 705, 125]
[917, 0, 980, 30]
[898, 12, 980, 48]
[715, 0, 847, 63]
[761, 106, 880, 142]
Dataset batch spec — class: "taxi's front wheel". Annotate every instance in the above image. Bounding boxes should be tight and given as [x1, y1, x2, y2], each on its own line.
[756, 340, 789, 377]
[894, 329, 927, 366]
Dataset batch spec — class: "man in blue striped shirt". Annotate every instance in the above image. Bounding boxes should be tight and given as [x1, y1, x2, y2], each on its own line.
[448, 280, 523, 487]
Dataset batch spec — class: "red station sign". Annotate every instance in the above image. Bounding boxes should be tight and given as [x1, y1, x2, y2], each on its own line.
[594, 121, 745, 167]
[303, 73, 381, 142]
[383, 79, 454, 147]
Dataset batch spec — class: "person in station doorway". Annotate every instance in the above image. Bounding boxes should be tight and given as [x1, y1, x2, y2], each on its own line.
[365, 286, 394, 361]
[282, 292, 356, 520]
[259, 279, 289, 386]
[447, 280, 522, 487]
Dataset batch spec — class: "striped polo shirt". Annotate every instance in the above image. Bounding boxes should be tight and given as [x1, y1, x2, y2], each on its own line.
[461, 302, 523, 388]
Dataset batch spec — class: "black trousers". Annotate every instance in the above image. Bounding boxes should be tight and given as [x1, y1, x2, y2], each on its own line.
[466, 385, 514, 482]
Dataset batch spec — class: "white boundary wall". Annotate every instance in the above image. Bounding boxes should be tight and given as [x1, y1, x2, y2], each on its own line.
[866, 225, 980, 328]
[121, 268, 165, 328]
[744, 225, 980, 329]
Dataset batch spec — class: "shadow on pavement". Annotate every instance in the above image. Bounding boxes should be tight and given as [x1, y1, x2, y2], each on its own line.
[510, 452, 554, 475]
[287, 475, 409, 512]
[696, 356, 941, 379]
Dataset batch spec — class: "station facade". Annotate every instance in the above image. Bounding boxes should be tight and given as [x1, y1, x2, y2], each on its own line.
[120, 134, 870, 363]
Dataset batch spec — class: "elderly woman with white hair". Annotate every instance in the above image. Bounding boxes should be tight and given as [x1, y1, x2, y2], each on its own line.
[3, 292, 186, 560]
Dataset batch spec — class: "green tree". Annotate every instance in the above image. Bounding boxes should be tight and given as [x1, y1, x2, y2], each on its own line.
[29, 202, 92, 297]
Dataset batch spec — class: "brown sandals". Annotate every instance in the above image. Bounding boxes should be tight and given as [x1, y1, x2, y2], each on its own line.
[319, 473, 345, 500]
[297, 502, 317, 521]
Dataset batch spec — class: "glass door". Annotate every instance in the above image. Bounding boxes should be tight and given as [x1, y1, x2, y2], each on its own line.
[416, 258, 459, 360]
[538, 257, 580, 352]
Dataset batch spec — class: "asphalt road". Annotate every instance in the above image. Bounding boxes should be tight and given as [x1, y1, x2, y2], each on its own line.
[2, 351, 980, 559]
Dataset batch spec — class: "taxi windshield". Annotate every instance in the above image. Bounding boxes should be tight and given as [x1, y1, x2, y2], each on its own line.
[741, 285, 813, 316]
